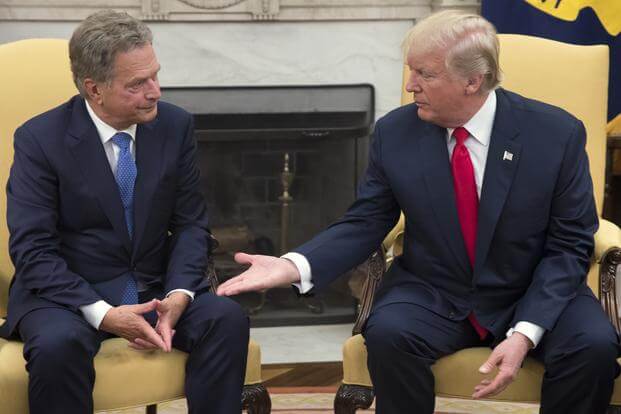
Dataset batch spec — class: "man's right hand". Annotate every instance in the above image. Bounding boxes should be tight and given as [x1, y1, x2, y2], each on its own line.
[99, 299, 167, 351]
[216, 252, 301, 297]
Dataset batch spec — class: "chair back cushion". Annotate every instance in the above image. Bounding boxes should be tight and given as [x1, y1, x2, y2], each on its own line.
[401, 34, 609, 215]
[0, 39, 77, 315]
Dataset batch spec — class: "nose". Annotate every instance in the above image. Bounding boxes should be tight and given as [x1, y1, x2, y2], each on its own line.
[145, 78, 161, 101]
[406, 73, 422, 94]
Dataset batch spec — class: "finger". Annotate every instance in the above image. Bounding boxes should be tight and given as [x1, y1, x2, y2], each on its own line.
[129, 338, 159, 351]
[140, 323, 167, 351]
[218, 275, 262, 296]
[128, 339, 155, 351]
[479, 352, 502, 374]
[131, 299, 160, 315]
[473, 379, 492, 393]
[216, 275, 245, 295]
[474, 381, 508, 399]
[158, 325, 173, 352]
[473, 372, 512, 399]
[233, 252, 254, 266]
[218, 278, 259, 296]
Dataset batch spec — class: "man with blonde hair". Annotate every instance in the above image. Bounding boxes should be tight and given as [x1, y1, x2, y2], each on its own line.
[3, 10, 248, 414]
[218, 10, 619, 413]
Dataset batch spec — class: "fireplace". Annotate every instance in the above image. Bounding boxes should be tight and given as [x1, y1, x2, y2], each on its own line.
[161, 85, 374, 326]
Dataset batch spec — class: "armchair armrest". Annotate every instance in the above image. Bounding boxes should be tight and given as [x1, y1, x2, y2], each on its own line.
[207, 234, 221, 293]
[352, 248, 386, 335]
[595, 219, 621, 334]
[595, 219, 621, 261]
[382, 213, 405, 252]
[352, 216, 403, 335]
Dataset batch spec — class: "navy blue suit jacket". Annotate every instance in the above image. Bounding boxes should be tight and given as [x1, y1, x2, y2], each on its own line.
[295, 89, 598, 338]
[4, 95, 211, 335]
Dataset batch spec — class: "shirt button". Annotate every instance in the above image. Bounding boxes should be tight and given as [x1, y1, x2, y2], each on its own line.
[448, 312, 455, 319]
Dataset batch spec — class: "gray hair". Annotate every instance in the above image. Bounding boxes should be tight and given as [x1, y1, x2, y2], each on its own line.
[403, 10, 502, 93]
[69, 10, 153, 97]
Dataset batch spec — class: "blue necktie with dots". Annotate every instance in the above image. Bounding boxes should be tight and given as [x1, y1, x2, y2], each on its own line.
[111, 132, 139, 305]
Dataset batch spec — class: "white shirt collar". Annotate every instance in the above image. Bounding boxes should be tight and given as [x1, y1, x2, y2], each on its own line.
[447, 90, 497, 146]
[84, 99, 137, 145]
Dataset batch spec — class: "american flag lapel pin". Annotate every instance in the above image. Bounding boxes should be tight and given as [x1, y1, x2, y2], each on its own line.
[503, 151, 513, 161]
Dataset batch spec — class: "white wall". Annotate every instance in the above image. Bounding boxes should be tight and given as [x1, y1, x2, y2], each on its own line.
[0, 20, 413, 119]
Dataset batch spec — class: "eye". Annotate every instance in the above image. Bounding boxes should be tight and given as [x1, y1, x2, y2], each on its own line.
[127, 79, 145, 92]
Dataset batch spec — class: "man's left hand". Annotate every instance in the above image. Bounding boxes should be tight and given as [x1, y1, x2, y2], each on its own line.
[129, 292, 190, 352]
[473, 332, 533, 399]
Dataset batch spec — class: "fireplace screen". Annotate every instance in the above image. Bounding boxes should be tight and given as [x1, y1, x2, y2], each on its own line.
[161, 85, 374, 326]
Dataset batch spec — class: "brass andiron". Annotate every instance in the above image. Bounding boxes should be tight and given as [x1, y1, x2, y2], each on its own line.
[248, 153, 295, 315]
[249, 152, 324, 315]
[279, 153, 294, 254]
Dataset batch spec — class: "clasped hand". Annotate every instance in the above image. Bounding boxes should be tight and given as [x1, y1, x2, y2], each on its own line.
[100, 292, 190, 352]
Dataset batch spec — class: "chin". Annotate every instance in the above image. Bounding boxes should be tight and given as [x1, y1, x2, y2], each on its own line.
[140, 107, 158, 123]
[417, 107, 432, 121]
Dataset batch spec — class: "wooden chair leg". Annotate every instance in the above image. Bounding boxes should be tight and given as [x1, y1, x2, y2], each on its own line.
[242, 383, 271, 414]
[146, 404, 157, 414]
[334, 384, 374, 414]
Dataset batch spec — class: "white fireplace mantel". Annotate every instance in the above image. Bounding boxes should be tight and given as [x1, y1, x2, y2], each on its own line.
[0, 0, 479, 22]
[0, 0, 480, 118]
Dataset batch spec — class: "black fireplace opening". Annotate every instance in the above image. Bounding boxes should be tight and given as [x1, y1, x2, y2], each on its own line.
[161, 85, 375, 327]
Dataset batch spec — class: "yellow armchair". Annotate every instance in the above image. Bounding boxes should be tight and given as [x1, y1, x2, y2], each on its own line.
[334, 34, 621, 413]
[0, 39, 270, 414]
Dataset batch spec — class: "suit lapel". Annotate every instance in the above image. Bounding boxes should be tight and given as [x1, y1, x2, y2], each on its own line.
[66, 97, 132, 253]
[420, 122, 472, 276]
[132, 119, 164, 259]
[474, 90, 521, 276]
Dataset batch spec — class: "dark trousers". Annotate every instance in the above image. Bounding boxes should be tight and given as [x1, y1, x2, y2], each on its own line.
[18, 292, 249, 414]
[363, 294, 620, 414]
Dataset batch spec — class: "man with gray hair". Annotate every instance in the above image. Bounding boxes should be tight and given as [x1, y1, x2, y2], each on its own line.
[217, 10, 620, 413]
[3, 10, 248, 414]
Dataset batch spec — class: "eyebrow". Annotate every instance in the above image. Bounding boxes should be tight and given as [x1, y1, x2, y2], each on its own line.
[128, 66, 161, 85]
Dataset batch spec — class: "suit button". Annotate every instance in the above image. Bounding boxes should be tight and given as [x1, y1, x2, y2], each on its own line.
[448, 312, 455, 319]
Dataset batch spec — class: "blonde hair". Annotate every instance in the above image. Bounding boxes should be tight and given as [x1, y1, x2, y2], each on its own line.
[403, 10, 502, 93]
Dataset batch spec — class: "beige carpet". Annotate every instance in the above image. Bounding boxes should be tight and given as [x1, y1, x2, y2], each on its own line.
[102, 395, 539, 413]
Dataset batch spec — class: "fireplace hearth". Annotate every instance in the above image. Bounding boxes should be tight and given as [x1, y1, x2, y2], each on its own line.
[161, 85, 374, 326]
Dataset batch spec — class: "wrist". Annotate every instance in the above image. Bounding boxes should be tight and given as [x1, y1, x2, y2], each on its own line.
[281, 257, 302, 283]
[511, 331, 534, 350]
[167, 291, 191, 307]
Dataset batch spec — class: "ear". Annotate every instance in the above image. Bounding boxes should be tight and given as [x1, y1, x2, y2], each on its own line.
[83, 78, 104, 105]
[464, 73, 484, 95]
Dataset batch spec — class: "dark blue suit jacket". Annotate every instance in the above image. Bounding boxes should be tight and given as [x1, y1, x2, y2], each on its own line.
[295, 89, 598, 338]
[4, 95, 211, 335]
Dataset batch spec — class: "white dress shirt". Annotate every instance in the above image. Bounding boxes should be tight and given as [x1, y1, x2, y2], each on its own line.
[79, 101, 194, 330]
[285, 90, 544, 347]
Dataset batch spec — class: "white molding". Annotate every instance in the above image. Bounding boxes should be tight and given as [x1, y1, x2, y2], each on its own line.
[0, 0, 435, 21]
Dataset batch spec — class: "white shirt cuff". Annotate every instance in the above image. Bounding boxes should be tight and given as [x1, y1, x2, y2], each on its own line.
[507, 321, 545, 348]
[166, 289, 195, 301]
[80, 300, 113, 330]
[282, 252, 314, 294]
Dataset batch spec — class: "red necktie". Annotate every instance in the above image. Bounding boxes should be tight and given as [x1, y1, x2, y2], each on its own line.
[451, 126, 488, 340]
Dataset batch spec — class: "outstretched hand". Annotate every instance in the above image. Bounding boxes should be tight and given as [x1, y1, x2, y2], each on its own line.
[473, 332, 532, 399]
[216, 252, 301, 296]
